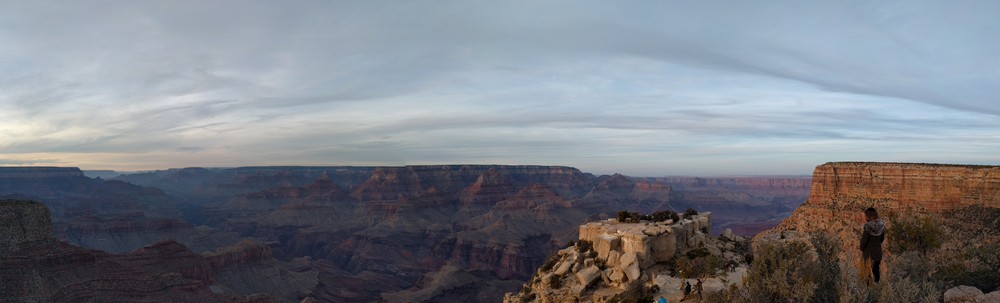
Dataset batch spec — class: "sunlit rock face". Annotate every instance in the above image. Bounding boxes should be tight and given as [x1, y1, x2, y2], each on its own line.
[806, 162, 1000, 211]
[757, 162, 1000, 264]
[504, 213, 718, 303]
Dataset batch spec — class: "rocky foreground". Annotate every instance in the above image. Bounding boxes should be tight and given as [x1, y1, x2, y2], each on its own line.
[510, 162, 1000, 303]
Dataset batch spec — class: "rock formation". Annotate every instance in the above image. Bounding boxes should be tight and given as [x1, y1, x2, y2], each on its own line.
[504, 213, 715, 303]
[758, 162, 1000, 262]
[0, 199, 281, 303]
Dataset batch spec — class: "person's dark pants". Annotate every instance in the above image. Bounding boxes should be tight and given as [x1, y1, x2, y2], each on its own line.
[872, 258, 881, 283]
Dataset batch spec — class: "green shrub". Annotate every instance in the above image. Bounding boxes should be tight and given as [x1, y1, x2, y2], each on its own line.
[684, 208, 699, 219]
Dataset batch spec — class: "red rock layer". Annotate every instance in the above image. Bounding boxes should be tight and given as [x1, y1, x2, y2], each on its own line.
[807, 162, 1000, 211]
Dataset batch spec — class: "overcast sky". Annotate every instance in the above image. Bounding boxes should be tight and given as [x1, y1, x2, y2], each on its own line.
[1, 1, 998, 176]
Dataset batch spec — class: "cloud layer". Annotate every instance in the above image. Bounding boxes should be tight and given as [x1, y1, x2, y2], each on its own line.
[1, 1, 998, 175]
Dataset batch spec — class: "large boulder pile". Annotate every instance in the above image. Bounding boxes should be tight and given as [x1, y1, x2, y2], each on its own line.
[504, 212, 715, 303]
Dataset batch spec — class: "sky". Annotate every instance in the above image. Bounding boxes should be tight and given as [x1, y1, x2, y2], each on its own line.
[1, 1, 998, 176]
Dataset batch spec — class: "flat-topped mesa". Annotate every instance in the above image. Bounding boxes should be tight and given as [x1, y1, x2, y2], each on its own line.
[0, 200, 54, 255]
[0, 167, 85, 178]
[579, 212, 712, 271]
[808, 162, 1000, 211]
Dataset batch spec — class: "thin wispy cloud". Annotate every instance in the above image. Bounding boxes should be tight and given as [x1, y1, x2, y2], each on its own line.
[1, 0, 997, 175]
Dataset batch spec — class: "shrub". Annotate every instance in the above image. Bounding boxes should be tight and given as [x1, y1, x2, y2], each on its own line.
[576, 240, 593, 253]
[739, 240, 819, 302]
[540, 253, 560, 272]
[684, 208, 699, 219]
[810, 232, 841, 303]
[888, 212, 944, 256]
[650, 210, 679, 222]
[547, 274, 562, 289]
[617, 210, 630, 222]
[676, 248, 723, 279]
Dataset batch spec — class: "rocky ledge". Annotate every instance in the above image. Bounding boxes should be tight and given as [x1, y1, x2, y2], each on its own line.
[504, 212, 732, 303]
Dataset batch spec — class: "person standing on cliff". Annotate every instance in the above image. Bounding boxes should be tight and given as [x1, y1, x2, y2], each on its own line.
[860, 207, 886, 283]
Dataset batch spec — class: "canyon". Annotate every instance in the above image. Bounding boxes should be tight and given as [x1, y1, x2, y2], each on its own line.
[0, 199, 295, 302]
[1, 165, 808, 302]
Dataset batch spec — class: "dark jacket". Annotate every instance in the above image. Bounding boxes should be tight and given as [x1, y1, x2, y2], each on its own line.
[860, 219, 886, 260]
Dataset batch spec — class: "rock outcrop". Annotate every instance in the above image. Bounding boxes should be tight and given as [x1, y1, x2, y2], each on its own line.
[504, 213, 713, 303]
[944, 285, 1000, 303]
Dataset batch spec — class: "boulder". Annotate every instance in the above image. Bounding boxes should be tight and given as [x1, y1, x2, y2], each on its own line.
[594, 234, 621, 260]
[619, 252, 637, 269]
[980, 291, 1000, 303]
[944, 286, 984, 303]
[607, 250, 622, 267]
[722, 228, 735, 241]
[554, 260, 573, 276]
[623, 259, 641, 282]
[621, 231, 652, 267]
[576, 266, 601, 288]
[609, 268, 625, 283]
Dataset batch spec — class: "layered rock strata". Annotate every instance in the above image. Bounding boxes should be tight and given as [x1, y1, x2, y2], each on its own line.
[0, 199, 282, 303]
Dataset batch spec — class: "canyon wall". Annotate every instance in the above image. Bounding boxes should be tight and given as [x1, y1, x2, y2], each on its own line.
[0, 199, 282, 303]
[806, 162, 1000, 211]
[652, 176, 811, 236]
[758, 162, 1000, 266]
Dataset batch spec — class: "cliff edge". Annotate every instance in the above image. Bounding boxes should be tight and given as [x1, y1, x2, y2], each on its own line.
[757, 162, 1000, 268]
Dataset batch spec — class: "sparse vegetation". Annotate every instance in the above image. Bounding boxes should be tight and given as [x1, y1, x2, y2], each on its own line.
[676, 246, 723, 279]
[575, 239, 593, 253]
[540, 253, 560, 272]
[616, 209, 680, 223]
[684, 208, 698, 219]
[888, 211, 944, 256]
[810, 232, 840, 303]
